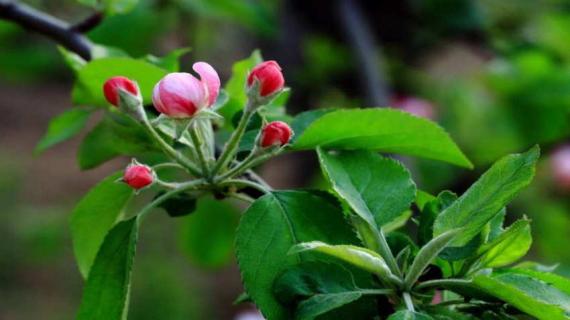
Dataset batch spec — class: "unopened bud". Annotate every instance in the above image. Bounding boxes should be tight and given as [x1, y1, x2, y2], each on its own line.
[247, 61, 285, 103]
[103, 76, 140, 107]
[123, 160, 154, 190]
[260, 121, 292, 148]
[551, 145, 570, 190]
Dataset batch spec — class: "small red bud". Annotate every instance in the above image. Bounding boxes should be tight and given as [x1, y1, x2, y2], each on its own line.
[247, 61, 285, 97]
[103, 76, 139, 107]
[551, 145, 570, 190]
[260, 121, 292, 148]
[123, 163, 154, 190]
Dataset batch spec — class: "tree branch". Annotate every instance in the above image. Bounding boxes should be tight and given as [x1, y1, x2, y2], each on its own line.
[0, 0, 93, 60]
[71, 11, 103, 33]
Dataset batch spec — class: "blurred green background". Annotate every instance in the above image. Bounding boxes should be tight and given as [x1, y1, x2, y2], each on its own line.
[1, 0, 570, 319]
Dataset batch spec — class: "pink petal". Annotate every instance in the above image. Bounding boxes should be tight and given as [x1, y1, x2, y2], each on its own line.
[193, 62, 220, 107]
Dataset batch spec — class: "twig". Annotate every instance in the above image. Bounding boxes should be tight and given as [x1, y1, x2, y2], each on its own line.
[71, 11, 103, 33]
[0, 0, 93, 60]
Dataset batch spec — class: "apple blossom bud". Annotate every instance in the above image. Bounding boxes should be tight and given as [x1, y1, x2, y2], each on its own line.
[247, 61, 284, 97]
[260, 121, 292, 148]
[153, 62, 220, 118]
[551, 145, 570, 190]
[391, 96, 436, 120]
[103, 76, 140, 107]
[123, 162, 154, 190]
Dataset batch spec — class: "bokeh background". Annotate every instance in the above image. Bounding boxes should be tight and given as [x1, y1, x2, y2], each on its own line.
[1, 0, 570, 319]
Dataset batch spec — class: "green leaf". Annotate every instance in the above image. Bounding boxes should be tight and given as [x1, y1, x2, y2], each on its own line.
[473, 271, 570, 320]
[415, 190, 436, 211]
[35, 108, 91, 155]
[433, 146, 539, 246]
[236, 191, 359, 320]
[77, 216, 139, 320]
[476, 219, 532, 268]
[70, 173, 133, 278]
[388, 310, 434, 320]
[290, 108, 337, 144]
[178, 197, 240, 269]
[219, 50, 262, 125]
[291, 241, 392, 279]
[72, 57, 168, 107]
[293, 109, 472, 168]
[418, 191, 457, 246]
[508, 268, 570, 296]
[144, 48, 191, 72]
[404, 229, 460, 288]
[274, 261, 380, 320]
[78, 114, 156, 170]
[318, 149, 416, 229]
[103, 0, 139, 15]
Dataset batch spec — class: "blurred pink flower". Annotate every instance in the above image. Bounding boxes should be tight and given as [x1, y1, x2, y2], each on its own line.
[551, 145, 570, 190]
[391, 96, 436, 120]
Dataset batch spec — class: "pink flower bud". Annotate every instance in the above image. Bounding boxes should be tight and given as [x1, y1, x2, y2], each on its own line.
[247, 61, 285, 97]
[123, 163, 154, 190]
[551, 145, 570, 190]
[103, 76, 139, 107]
[260, 121, 292, 148]
[152, 62, 220, 118]
[391, 96, 436, 120]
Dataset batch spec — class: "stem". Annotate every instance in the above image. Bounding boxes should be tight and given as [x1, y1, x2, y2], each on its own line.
[402, 292, 415, 312]
[143, 121, 201, 177]
[152, 162, 186, 171]
[137, 179, 206, 222]
[219, 179, 270, 194]
[229, 192, 255, 204]
[189, 124, 210, 178]
[352, 216, 401, 277]
[212, 105, 255, 176]
[414, 279, 472, 291]
[359, 289, 394, 296]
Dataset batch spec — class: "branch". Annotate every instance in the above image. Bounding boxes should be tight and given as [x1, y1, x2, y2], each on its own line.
[337, 0, 390, 106]
[71, 11, 103, 33]
[0, 0, 93, 60]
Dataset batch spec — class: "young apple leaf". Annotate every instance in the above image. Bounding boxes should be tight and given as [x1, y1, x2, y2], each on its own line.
[508, 268, 570, 296]
[72, 57, 168, 107]
[236, 191, 360, 320]
[405, 229, 461, 289]
[35, 108, 92, 155]
[473, 270, 570, 320]
[77, 216, 139, 320]
[70, 172, 133, 278]
[294, 109, 473, 168]
[78, 114, 156, 170]
[290, 108, 337, 144]
[433, 146, 539, 246]
[291, 241, 393, 279]
[274, 262, 381, 320]
[476, 219, 532, 268]
[317, 149, 416, 230]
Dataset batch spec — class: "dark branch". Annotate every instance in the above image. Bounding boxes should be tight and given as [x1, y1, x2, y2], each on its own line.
[337, 0, 390, 106]
[71, 11, 103, 33]
[0, 0, 92, 60]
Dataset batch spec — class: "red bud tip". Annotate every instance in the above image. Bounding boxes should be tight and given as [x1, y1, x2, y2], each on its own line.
[103, 76, 139, 107]
[247, 61, 285, 97]
[260, 121, 292, 148]
[551, 145, 570, 190]
[123, 164, 154, 190]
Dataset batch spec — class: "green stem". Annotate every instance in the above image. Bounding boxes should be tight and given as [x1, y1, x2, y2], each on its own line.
[189, 124, 210, 178]
[137, 179, 206, 223]
[402, 292, 415, 312]
[414, 279, 472, 291]
[229, 192, 255, 204]
[212, 105, 255, 176]
[143, 121, 201, 177]
[152, 162, 186, 171]
[219, 178, 271, 194]
[352, 216, 401, 277]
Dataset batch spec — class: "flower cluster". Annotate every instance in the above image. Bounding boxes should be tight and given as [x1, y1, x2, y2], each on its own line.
[103, 60, 292, 190]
